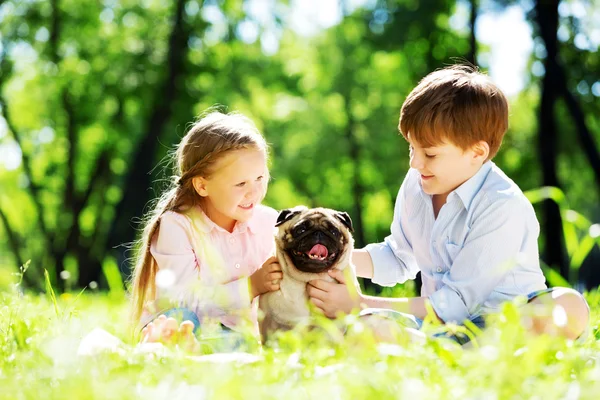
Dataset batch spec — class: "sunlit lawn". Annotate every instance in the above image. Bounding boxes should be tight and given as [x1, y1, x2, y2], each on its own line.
[1, 283, 600, 400]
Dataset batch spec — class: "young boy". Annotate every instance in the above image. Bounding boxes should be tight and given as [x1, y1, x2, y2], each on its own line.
[307, 65, 589, 342]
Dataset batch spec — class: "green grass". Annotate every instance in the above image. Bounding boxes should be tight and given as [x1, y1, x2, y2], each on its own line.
[1, 286, 600, 400]
[2, 186, 599, 399]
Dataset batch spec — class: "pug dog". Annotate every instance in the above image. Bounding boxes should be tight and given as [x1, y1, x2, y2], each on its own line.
[259, 206, 359, 343]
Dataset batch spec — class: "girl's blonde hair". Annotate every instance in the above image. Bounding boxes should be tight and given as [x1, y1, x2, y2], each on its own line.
[130, 111, 268, 324]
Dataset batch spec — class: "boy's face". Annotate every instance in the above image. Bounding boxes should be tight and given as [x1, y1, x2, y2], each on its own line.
[408, 135, 488, 200]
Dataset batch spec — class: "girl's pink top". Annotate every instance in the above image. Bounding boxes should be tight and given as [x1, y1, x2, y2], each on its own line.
[147, 205, 277, 335]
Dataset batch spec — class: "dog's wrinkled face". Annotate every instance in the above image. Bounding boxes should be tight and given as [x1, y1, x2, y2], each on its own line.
[275, 206, 354, 274]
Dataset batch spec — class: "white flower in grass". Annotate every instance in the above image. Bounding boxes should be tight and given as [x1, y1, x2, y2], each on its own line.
[314, 364, 343, 378]
[136, 381, 207, 400]
[589, 224, 600, 238]
[565, 210, 578, 223]
[400, 378, 428, 398]
[565, 382, 581, 400]
[156, 269, 176, 289]
[480, 345, 499, 361]
[60, 270, 71, 280]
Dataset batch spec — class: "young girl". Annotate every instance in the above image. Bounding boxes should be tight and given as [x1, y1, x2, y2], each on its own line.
[130, 111, 282, 348]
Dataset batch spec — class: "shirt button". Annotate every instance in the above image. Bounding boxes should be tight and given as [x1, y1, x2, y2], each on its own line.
[436, 267, 442, 272]
[229, 238, 235, 244]
[235, 263, 240, 269]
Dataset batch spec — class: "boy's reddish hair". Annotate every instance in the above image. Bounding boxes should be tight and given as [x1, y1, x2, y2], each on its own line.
[399, 65, 508, 159]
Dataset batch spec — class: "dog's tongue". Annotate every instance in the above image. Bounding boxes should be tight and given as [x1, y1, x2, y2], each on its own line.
[308, 244, 328, 258]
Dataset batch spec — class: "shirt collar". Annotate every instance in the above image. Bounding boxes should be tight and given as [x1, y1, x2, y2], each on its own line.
[246, 213, 262, 234]
[191, 206, 259, 234]
[453, 161, 493, 211]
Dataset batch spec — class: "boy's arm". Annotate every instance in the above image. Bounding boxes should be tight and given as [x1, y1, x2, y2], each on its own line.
[313, 194, 536, 324]
[308, 269, 441, 321]
[359, 294, 440, 321]
[351, 249, 374, 279]
[361, 177, 421, 285]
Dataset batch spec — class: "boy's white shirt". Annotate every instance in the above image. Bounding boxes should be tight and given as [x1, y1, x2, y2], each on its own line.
[365, 161, 547, 324]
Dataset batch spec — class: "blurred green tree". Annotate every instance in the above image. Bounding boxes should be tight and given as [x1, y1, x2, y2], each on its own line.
[0, 0, 598, 292]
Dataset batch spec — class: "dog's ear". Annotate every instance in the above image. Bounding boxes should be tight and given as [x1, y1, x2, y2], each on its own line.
[335, 211, 354, 233]
[275, 208, 303, 227]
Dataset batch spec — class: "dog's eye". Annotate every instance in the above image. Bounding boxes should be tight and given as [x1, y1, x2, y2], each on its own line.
[295, 226, 306, 235]
[331, 229, 340, 237]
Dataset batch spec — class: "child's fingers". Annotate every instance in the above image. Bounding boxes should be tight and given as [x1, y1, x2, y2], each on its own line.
[178, 320, 195, 338]
[307, 279, 331, 292]
[267, 261, 281, 272]
[148, 314, 167, 336]
[142, 322, 158, 343]
[164, 317, 178, 331]
[309, 297, 326, 314]
[152, 315, 166, 332]
[178, 321, 199, 352]
[328, 269, 346, 284]
[155, 314, 167, 323]
[265, 271, 283, 291]
[161, 317, 179, 341]
[267, 281, 280, 291]
[264, 256, 278, 266]
[268, 271, 283, 281]
[306, 282, 329, 300]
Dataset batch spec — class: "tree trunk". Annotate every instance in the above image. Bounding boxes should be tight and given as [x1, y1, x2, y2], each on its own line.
[557, 69, 600, 191]
[75, 150, 112, 287]
[536, 0, 568, 277]
[468, 0, 478, 65]
[343, 98, 366, 249]
[107, 0, 191, 276]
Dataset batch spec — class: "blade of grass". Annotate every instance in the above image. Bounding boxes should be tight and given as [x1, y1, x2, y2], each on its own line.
[541, 264, 571, 288]
[561, 211, 579, 259]
[64, 286, 87, 320]
[569, 235, 596, 273]
[524, 186, 568, 208]
[44, 269, 60, 317]
[102, 257, 125, 297]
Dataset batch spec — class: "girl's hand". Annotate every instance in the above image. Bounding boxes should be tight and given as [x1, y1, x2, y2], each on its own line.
[249, 256, 283, 298]
[307, 269, 363, 318]
[140, 314, 198, 352]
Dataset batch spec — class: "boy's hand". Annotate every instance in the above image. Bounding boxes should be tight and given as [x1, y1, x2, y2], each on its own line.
[249, 256, 283, 298]
[307, 269, 362, 318]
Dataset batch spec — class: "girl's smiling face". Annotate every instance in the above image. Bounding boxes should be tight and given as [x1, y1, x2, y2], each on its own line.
[193, 148, 268, 232]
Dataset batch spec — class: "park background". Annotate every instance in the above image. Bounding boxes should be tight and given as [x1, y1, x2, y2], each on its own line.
[2, 1, 600, 399]
[1, 0, 599, 294]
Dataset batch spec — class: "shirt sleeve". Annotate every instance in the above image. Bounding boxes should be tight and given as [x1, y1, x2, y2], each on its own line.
[365, 177, 421, 286]
[151, 212, 251, 315]
[428, 197, 532, 324]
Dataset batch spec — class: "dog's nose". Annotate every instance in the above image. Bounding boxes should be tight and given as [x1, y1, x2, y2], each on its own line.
[315, 231, 324, 241]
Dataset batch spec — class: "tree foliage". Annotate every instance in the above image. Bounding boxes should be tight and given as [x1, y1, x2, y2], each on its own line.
[0, 0, 598, 291]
